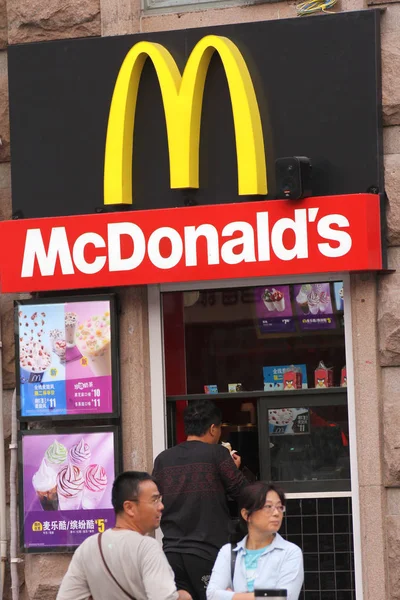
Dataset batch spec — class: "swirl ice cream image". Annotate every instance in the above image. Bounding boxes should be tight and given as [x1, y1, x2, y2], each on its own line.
[307, 290, 320, 315]
[44, 440, 68, 474]
[296, 284, 312, 314]
[75, 312, 111, 377]
[65, 312, 78, 347]
[69, 438, 91, 471]
[82, 464, 108, 509]
[319, 291, 330, 313]
[57, 464, 85, 510]
[32, 459, 58, 511]
[20, 341, 51, 382]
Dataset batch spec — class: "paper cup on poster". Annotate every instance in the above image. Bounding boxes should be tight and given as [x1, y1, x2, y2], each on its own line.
[65, 312, 78, 347]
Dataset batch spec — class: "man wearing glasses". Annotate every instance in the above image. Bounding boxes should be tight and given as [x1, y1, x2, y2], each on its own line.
[57, 471, 192, 600]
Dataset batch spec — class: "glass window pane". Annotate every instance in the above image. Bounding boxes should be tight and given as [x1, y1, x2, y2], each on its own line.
[269, 405, 350, 483]
[163, 282, 345, 395]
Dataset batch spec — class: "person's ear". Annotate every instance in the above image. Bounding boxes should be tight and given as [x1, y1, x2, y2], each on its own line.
[241, 508, 249, 522]
[124, 500, 136, 518]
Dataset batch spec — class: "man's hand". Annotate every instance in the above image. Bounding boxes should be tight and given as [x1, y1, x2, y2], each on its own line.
[232, 453, 241, 469]
[177, 589, 192, 600]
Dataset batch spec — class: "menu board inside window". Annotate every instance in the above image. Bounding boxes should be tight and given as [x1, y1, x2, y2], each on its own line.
[255, 281, 343, 335]
[15, 295, 120, 419]
[19, 426, 119, 552]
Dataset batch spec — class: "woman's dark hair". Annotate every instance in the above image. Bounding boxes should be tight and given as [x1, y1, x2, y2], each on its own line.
[239, 481, 286, 528]
[112, 471, 156, 514]
[184, 400, 222, 436]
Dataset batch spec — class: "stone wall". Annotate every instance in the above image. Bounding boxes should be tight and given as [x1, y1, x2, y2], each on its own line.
[0, 0, 399, 598]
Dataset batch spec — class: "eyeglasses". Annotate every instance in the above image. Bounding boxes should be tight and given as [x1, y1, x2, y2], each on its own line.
[262, 504, 286, 514]
[128, 495, 163, 506]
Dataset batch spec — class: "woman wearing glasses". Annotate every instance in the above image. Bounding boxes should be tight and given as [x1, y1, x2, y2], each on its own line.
[206, 482, 304, 600]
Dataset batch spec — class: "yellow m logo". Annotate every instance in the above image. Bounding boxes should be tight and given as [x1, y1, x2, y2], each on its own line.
[104, 35, 267, 205]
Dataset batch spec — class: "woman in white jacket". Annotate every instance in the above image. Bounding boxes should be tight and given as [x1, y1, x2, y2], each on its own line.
[206, 482, 303, 600]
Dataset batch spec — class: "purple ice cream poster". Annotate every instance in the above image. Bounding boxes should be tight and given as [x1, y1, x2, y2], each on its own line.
[18, 300, 114, 417]
[293, 283, 336, 331]
[255, 285, 296, 334]
[22, 431, 115, 550]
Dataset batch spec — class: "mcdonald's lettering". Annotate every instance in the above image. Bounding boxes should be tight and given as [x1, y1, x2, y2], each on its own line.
[20, 208, 353, 279]
[104, 35, 267, 205]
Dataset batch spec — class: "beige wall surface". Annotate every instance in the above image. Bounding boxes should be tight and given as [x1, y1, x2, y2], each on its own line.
[0, 0, 399, 597]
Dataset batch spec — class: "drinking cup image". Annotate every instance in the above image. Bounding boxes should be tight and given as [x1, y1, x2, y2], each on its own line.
[65, 312, 78, 347]
[262, 288, 275, 312]
[271, 289, 285, 312]
[32, 459, 59, 511]
[44, 439, 68, 474]
[75, 312, 111, 377]
[57, 464, 85, 510]
[82, 464, 108, 510]
[49, 329, 64, 351]
[296, 284, 311, 314]
[54, 339, 67, 362]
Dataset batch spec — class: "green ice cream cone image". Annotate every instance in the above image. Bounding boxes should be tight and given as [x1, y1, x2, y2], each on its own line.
[45, 440, 67, 474]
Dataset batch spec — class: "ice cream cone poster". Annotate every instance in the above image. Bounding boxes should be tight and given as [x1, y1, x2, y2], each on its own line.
[255, 285, 296, 334]
[20, 428, 118, 551]
[293, 282, 337, 331]
[16, 295, 119, 418]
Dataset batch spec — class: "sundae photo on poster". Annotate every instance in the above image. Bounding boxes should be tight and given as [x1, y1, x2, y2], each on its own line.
[255, 285, 296, 334]
[293, 283, 336, 331]
[16, 297, 116, 417]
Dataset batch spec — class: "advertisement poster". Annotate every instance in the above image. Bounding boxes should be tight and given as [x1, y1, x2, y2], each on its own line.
[255, 285, 296, 334]
[263, 365, 308, 391]
[292, 283, 336, 331]
[20, 429, 117, 551]
[334, 282, 344, 311]
[268, 408, 310, 435]
[16, 296, 118, 418]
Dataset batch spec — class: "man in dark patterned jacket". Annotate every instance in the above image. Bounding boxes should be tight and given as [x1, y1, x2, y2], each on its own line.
[152, 400, 247, 600]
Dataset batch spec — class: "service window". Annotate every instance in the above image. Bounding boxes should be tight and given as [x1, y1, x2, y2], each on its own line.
[162, 281, 349, 493]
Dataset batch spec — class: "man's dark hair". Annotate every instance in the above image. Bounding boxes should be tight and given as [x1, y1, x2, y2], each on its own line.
[111, 471, 155, 514]
[184, 400, 222, 436]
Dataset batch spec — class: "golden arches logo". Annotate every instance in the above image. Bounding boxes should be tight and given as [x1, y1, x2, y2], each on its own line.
[104, 35, 267, 205]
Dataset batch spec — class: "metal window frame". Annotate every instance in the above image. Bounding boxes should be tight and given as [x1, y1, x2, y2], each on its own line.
[148, 272, 363, 599]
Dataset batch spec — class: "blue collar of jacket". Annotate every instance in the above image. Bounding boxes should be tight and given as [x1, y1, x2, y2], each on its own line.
[233, 533, 286, 555]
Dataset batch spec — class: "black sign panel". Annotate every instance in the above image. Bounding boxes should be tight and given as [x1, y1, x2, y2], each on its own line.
[8, 10, 382, 219]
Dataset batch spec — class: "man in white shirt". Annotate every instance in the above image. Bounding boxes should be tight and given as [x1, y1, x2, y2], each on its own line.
[57, 471, 192, 600]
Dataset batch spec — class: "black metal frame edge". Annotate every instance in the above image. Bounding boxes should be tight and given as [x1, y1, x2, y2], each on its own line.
[15, 293, 121, 422]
